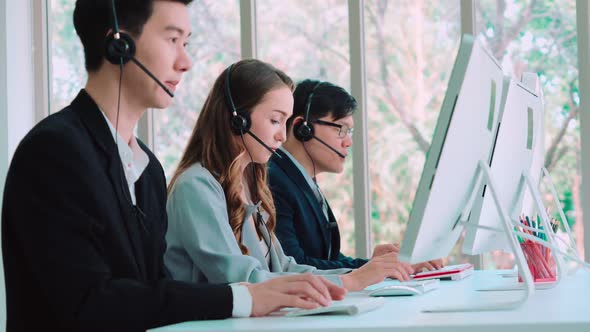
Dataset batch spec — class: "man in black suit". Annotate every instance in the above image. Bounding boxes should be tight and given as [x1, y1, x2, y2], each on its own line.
[1, 2, 343, 331]
[269, 80, 443, 272]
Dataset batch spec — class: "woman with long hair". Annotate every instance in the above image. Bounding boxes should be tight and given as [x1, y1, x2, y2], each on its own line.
[165, 59, 412, 291]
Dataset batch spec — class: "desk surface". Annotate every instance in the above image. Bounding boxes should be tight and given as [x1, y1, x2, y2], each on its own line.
[149, 270, 590, 332]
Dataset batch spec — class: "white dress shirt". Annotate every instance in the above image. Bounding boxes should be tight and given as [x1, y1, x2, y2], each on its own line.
[100, 111, 149, 205]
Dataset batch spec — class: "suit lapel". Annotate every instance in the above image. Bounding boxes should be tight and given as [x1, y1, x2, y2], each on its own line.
[270, 150, 332, 254]
[134, 168, 154, 277]
[324, 200, 341, 259]
[107, 158, 148, 277]
[71, 89, 147, 277]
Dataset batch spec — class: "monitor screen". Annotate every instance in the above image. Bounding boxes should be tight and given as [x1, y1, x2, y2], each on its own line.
[463, 78, 543, 255]
[520, 73, 546, 219]
[399, 35, 504, 264]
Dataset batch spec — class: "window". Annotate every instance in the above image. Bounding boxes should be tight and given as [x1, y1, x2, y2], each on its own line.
[476, 0, 582, 267]
[50, 0, 86, 114]
[47, 0, 588, 262]
[365, 0, 464, 263]
[257, 0, 355, 255]
[154, 0, 241, 177]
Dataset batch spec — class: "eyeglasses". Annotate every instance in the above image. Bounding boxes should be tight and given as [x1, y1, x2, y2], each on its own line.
[313, 119, 354, 138]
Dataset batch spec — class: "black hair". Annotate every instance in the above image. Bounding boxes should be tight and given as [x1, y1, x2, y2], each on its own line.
[287, 79, 358, 131]
[73, 0, 193, 72]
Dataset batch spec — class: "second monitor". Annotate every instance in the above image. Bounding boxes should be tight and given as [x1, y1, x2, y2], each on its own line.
[463, 77, 543, 256]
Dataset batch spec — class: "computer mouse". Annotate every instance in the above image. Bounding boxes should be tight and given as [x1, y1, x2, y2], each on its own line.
[368, 285, 422, 297]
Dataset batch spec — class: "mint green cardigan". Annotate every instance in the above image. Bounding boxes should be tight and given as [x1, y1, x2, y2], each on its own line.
[164, 163, 350, 285]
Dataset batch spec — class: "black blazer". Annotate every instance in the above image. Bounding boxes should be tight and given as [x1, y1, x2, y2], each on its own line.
[1, 90, 232, 332]
[268, 149, 367, 270]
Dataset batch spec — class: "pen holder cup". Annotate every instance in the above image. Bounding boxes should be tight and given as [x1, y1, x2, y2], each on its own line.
[518, 241, 556, 283]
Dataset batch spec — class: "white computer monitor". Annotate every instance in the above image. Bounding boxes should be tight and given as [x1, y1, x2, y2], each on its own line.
[398, 35, 505, 264]
[462, 78, 543, 255]
[520, 73, 546, 218]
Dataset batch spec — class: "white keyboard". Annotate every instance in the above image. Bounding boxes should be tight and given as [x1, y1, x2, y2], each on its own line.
[283, 297, 386, 317]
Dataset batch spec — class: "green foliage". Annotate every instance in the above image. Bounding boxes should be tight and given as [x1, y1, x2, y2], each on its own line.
[558, 189, 576, 230]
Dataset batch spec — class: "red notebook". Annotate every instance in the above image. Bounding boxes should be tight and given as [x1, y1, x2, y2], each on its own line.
[411, 263, 474, 281]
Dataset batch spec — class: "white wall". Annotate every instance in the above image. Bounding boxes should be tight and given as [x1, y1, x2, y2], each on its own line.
[0, 1, 7, 182]
[6, 1, 36, 152]
[1, 1, 38, 331]
[0, 0, 8, 328]
[0, 0, 36, 166]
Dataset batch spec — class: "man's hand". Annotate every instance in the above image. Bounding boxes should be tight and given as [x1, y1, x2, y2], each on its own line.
[246, 274, 347, 317]
[411, 259, 444, 274]
[340, 252, 414, 291]
[371, 243, 399, 258]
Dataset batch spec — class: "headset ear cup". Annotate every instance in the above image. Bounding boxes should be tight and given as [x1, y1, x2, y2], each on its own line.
[231, 111, 251, 135]
[104, 32, 136, 65]
[294, 121, 314, 142]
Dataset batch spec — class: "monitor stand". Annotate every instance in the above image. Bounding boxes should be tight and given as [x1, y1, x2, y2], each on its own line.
[423, 160, 535, 312]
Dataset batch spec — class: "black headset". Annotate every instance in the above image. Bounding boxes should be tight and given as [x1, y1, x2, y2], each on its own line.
[223, 64, 252, 136]
[222, 63, 280, 158]
[104, 0, 174, 97]
[104, 32, 135, 66]
[293, 82, 323, 142]
[293, 82, 345, 159]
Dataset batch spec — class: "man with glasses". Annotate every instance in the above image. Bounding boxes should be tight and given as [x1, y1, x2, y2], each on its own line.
[269, 79, 442, 272]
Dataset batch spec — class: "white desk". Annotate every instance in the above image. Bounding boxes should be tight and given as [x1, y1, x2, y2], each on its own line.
[149, 270, 590, 332]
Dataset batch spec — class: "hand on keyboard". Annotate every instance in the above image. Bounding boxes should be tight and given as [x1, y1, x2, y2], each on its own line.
[246, 274, 347, 317]
[340, 253, 415, 291]
[411, 259, 444, 274]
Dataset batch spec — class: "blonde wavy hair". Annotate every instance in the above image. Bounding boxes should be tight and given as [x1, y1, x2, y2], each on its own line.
[168, 59, 294, 254]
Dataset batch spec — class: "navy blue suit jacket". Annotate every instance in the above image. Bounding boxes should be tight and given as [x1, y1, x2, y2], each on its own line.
[2, 90, 232, 332]
[268, 149, 367, 269]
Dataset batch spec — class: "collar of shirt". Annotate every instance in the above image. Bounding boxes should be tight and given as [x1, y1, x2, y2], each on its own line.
[99, 111, 149, 193]
[243, 201, 269, 222]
